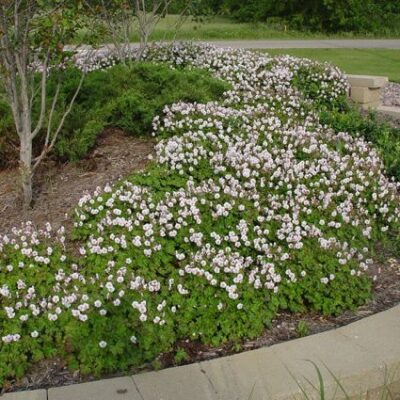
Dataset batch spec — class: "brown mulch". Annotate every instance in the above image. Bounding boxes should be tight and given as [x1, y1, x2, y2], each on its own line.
[0, 129, 155, 236]
[0, 128, 399, 394]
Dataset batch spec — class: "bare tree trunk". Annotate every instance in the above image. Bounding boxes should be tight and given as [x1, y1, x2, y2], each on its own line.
[18, 67, 34, 207]
[137, 13, 149, 61]
[19, 132, 33, 207]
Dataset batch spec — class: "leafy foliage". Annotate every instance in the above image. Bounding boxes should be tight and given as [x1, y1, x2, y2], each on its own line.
[296, 321, 310, 338]
[194, 0, 400, 35]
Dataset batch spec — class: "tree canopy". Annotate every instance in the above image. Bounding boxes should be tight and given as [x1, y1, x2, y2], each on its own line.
[189, 0, 400, 34]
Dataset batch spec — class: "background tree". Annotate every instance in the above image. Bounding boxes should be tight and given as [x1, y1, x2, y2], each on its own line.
[0, 0, 87, 207]
[89, 0, 197, 62]
[205, 0, 400, 34]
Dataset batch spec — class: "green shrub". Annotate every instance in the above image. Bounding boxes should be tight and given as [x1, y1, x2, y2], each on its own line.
[53, 63, 228, 161]
[0, 98, 17, 168]
[0, 62, 229, 163]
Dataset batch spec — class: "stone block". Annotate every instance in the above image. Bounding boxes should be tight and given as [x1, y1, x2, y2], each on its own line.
[347, 74, 388, 88]
[350, 86, 381, 103]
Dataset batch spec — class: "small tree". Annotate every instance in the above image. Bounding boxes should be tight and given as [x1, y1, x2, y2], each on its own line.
[91, 0, 194, 62]
[0, 0, 86, 207]
[134, 0, 176, 59]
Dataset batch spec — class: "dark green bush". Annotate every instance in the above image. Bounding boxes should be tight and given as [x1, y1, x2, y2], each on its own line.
[0, 63, 229, 163]
[52, 62, 228, 160]
[200, 0, 400, 35]
[0, 97, 17, 168]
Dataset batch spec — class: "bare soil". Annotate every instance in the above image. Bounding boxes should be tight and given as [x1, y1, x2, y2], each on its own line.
[0, 128, 399, 394]
[0, 129, 155, 235]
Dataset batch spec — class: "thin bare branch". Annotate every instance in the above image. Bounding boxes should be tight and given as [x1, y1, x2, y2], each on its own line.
[33, 72, 85, 171]
[31, 51, 50, 139]
[44, 80, 61, 147]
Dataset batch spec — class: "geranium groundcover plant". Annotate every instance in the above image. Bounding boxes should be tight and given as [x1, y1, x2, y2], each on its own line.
[0, 43, 399, 382]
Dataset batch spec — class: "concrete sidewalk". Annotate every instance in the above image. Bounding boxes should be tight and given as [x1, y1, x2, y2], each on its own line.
[3, 305, 400, 400]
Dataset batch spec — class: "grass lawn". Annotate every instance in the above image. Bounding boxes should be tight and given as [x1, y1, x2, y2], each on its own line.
[75, 15, 400, 43]
[145, 16, 400, 40]
[144, 15, 327, 41]
[260, 48, 400, 82]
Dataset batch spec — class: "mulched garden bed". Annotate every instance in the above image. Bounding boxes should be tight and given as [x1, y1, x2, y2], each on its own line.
[0, 129, 155, 236]
[0, 128, 399, 395]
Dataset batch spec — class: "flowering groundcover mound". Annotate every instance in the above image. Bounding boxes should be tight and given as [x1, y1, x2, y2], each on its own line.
[0, 44, 399, 383]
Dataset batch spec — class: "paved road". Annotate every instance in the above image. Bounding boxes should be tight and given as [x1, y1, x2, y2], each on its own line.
[205, 39, 400, 49]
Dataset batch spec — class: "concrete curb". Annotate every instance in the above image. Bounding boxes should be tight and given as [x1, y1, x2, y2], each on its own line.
[2, 305, 400, 400]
